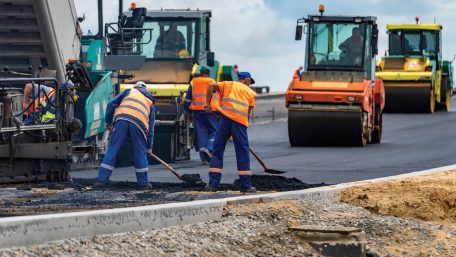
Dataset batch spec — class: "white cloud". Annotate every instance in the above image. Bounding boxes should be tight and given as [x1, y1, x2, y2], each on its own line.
[74, 0, 456, 91]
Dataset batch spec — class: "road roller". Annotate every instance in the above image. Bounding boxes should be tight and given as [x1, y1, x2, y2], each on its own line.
[286, 5, 385, 147]
[376, 18, 453, 113]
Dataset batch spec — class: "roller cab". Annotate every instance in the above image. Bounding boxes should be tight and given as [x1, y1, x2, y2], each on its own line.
[376, 22, 453, 113]
[287, 9, 384, 146]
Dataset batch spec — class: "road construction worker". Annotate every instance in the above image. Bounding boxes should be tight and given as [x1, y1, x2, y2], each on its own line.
[293, 66, 303, 80]
[184, 66, 218, 164]
[23, 82, 57, 125]
[234, 64, 239, 75]
[95, 81, 155, 189]
[204, 71, 257, 193]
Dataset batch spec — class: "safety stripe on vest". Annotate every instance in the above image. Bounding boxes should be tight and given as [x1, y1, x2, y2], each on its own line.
[213, 95, 220, 102]
[221, 106, 249, 118]
[192, 101, 206, 106]
[120, 105, 149, 122]
[222, 97, 249, 107]
[135, 167, 148, 173]
[193, 93, 207, 97]
[123, 97, 150, 112]
[101, 163, 114, 170]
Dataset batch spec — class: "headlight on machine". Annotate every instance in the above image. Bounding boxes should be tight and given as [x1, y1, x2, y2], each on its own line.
[347, 96, 356, 101]
[295, 95, 303, 100]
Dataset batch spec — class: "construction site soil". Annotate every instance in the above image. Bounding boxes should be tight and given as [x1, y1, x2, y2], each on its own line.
[0, 175, 324, 217]
[341, 170, 456, 223]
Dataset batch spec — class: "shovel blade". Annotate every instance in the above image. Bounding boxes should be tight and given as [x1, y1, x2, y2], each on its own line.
[264, 169, 287, 174]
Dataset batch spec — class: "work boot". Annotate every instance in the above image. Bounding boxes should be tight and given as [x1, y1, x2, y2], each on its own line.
[204, 185, 218, 192]
[240, 187, 257, 194]
[208, 171, 222, 189]
[93, 181, 107, 189]
[239, 175, 255, 193]
[138, 183, 153, 190]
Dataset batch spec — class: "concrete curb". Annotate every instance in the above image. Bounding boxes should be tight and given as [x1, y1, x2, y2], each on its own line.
[0, 164, 454, 249]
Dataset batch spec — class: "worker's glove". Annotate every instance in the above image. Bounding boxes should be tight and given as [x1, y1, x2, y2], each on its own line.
[147, 148, 153, 156]
[204, 104, 212, 113]
[105, 123, 113, 132]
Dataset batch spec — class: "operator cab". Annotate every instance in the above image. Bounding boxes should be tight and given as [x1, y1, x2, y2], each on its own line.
[387, 25, 442, 62]
[296, 11, 378, 80]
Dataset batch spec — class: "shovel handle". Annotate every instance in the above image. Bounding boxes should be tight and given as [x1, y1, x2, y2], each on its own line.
[249, 147, 269, 170]
[150, 153, 183, 180]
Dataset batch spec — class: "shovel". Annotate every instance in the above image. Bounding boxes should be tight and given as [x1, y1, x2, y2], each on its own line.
[150, 153, 204, 185]
[249, 147, 286, 174]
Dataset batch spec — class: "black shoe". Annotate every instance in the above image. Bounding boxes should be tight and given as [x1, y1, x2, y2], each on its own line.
[93, 181, 107, 189]
[205, 185, 218, 192]
[240, 187, 257, 193]
[138, 183, 153, 190]
[201, 160, 210, 165]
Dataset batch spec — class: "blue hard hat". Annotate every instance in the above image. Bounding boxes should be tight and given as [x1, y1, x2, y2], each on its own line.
[238, 72, 255, 84]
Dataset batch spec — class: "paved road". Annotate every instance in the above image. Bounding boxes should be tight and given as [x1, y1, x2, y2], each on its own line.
[72, 98, 456, 185]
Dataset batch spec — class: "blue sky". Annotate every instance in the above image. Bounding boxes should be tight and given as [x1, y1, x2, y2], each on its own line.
[75, 0, 456, 91]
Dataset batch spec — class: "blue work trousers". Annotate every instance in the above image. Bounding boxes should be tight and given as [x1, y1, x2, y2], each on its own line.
[208, 115, 251, 189]
[194, 110, 218, 161]
[97, 120, 149, 186]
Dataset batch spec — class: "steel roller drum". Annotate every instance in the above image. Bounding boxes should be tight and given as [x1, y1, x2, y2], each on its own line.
[288, 110, 365, 146]
[383, 83, 433, 113]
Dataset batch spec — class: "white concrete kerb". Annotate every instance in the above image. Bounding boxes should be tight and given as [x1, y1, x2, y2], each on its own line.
[0, 164, 454, 249]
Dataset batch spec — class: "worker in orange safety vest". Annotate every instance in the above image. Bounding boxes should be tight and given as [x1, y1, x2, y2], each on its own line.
[184, 66, 218, 164]
[293, 66, 303, 80]
[204, 71, 257, 193]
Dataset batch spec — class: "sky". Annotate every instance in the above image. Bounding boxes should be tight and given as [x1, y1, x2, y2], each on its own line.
[74, 0, 456, 91]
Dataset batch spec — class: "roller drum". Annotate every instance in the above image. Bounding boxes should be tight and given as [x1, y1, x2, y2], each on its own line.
[383, 83, 433, 113]
[288, 110, 365, 146]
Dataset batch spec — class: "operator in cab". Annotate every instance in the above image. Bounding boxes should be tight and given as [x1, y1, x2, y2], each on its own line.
[339, 27, 363, 66]
[154, 23, 188, 58]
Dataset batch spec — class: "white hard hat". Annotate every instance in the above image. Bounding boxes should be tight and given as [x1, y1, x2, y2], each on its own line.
[134, 81, 147, 88]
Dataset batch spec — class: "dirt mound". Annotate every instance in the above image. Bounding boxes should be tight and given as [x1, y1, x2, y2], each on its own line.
[340, 170, 456, 223]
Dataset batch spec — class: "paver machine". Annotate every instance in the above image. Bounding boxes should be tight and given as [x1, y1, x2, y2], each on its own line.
[104, 3, 237, 164]
[376, 18, 453, 113]
[286, 5, 385, 146]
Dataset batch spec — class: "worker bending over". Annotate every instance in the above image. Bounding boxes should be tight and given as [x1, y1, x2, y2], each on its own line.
[204, 72, 257, 193]
[184, 66, 218, 164]
[23, 82, 56, 125]
[95, 81, 155, 189]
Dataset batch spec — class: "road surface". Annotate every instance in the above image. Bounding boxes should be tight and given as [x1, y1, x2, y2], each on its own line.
[72, 97, 456, 185]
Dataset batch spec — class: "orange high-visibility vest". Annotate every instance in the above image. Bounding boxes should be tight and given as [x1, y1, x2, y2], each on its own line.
[210, 81, 256, 127]
[114, 88, 153, 131]
[26, 88, 55, 115]
[190, 77, 215, 111]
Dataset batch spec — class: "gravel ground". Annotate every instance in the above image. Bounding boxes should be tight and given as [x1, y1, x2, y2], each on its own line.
[1, 198, 454, 257]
